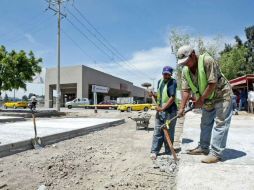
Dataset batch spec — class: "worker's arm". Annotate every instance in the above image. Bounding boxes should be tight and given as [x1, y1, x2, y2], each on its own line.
[178, 90, 191, 116]
[148, 91, 157, 98]
[195, 83, 216, 108]
[157, 96, 175, 112]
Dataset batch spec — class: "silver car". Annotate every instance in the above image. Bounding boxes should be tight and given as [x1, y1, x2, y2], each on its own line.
[65, 98, 90, 109]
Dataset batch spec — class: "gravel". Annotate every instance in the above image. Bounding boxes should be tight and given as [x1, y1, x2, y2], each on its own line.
[0, 110, 179, 190]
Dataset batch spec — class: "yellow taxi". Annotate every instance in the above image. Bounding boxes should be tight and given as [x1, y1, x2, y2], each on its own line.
[117, 103, 152, 112]
[3, 101, 28, 109]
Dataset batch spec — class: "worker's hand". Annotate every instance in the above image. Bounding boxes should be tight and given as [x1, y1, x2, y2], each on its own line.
[195, 97, 204, 108]
[177, 108, 185, 117]
[148, 91, 154, 97]
[156, 106, 164, 112]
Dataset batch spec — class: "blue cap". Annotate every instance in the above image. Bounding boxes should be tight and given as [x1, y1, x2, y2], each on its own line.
[162, 66, 173, 75]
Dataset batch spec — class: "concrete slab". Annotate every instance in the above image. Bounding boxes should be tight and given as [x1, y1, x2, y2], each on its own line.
[177, 112, 254, 190]
[0, 118, 120, 145]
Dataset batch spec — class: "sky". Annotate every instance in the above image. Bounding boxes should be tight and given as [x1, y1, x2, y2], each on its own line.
[0, 0, 253, 98]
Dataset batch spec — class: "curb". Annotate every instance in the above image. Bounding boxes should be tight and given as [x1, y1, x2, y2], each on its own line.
[0, 117, 25, 123]
[0, 119, 125, 158]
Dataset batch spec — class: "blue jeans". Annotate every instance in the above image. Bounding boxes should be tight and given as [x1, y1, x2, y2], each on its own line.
[199, 98, 233, 158]
[151, 111, 177, 155]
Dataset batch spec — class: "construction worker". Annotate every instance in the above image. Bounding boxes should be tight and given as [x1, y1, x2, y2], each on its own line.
[150, 66, 177, 160]
[177, 45, 233, 164]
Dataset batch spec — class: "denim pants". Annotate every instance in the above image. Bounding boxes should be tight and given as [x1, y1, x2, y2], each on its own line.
[151, 111, 177, 155]
[199, 98, 233, 158]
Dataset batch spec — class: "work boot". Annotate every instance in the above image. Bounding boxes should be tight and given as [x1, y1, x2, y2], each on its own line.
[201, 155, 221, 164]
[186, 146, 209, 155]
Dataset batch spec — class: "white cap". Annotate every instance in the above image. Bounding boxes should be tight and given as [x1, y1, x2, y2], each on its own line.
[177, 45, 194, 65]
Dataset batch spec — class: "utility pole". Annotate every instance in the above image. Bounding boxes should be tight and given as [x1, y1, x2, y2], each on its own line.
[46, 0, 69, 111]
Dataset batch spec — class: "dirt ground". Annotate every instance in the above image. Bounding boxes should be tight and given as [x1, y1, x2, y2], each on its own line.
[0, 110, 178, 190]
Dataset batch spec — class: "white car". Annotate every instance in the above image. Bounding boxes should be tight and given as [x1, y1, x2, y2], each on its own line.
[65, 98, 90, 109]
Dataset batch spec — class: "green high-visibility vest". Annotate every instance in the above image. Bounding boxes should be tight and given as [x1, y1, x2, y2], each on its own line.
[157, 79, 170, 106]
[183, 53, 215, 100]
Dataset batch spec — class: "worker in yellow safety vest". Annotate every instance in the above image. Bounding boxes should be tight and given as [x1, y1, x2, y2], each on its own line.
[150, 66, 178, 160]
[177, 45, 233, 164]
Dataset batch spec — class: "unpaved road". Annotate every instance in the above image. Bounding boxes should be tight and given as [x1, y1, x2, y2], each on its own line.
[0, 111, 177, 190]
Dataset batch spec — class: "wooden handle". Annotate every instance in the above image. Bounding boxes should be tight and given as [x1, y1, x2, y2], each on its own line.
[32, 114, 37, 138]
[162, 127, 178, 161]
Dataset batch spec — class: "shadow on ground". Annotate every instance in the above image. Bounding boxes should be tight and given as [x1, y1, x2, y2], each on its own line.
[222, 148, 247, 161]
[182, 138, 194, 144]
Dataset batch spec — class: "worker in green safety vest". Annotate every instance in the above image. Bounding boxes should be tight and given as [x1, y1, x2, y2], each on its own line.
[149, 66, 178, 160]
[177, 45, 233, 164]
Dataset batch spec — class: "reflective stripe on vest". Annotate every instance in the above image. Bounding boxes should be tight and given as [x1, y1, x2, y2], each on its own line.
[157, 79, 170, 106]
[183, 53, 215, 100]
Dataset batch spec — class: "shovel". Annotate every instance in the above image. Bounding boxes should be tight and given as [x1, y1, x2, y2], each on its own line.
[151, 95, 193, 161]
[160, 106, 194, 161]
[31, 110, 43, 149]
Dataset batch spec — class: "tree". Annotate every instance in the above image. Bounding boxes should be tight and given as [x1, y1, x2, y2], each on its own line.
[219, 25, 254, 80]
[0, 45, 42, 96]
[244, 26, 254, 73]
[219, 45, 249, 80]
[169, 29, 222, 88]
[28, 93, 36, 99]
[22, 95, 28, 101]
[3, 94, 9, 102]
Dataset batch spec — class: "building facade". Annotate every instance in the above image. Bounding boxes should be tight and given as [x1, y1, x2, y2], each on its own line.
[45, 65, 146, 108]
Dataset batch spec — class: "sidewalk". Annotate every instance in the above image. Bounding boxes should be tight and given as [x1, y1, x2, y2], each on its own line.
[177, 111, 254, 190]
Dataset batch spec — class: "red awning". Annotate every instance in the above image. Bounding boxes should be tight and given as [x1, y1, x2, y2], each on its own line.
[229, 74, 254, 87]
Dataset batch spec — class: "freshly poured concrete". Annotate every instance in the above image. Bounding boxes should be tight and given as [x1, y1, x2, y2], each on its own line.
[0, 118, 119, 145]
[177, 112, 254, 190]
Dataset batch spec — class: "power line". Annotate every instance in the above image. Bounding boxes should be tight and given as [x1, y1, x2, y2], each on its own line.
[62, 29, 125, 76]
[65, 17, 144, 80]
[71, 4, 151, 78]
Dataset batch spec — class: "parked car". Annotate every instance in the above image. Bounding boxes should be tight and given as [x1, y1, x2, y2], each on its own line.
[4, 101, 28, 109]
[118, 103, 152, 112]
[65, 98, 90, 109]
[98, 100, 117, 109]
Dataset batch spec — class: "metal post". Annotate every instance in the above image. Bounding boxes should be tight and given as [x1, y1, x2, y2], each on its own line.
[94, 92, 98, 113]
[56, 0, 61, 111]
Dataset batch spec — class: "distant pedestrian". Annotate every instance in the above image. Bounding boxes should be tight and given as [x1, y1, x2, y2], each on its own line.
[232, 92, 238, 115]
[248, 90, 254, 113]
[239, 89, 247, 111]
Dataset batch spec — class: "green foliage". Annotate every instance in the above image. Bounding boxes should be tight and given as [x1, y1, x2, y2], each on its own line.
[0, 45, 42, 95]
[219, 25, 254, 80]
[22, 95, 28, 101]
[244, 26, 254, 73]
[3, 94, 9, 102]
[219, 45, 249, 80]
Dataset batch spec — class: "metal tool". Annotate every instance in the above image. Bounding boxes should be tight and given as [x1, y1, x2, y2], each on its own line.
[30, 108, 43, 149]
[160, 106, 194, 161]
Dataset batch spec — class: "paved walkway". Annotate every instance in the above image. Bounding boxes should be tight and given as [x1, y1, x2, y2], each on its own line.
[0, 118, 119, 145]
[177, 111, 254, 190]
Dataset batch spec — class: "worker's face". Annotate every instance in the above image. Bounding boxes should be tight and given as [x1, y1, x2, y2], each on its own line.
[185, 52, 196, 69]
[163, 73, 171, 81]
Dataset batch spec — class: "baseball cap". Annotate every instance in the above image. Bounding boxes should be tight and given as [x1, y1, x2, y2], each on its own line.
[162, 66, 173, 75]
[177, 45, 194, 65]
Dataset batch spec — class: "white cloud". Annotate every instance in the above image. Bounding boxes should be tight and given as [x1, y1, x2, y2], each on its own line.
[87, 46, 177, 88]
[24, 33, 36, 44]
